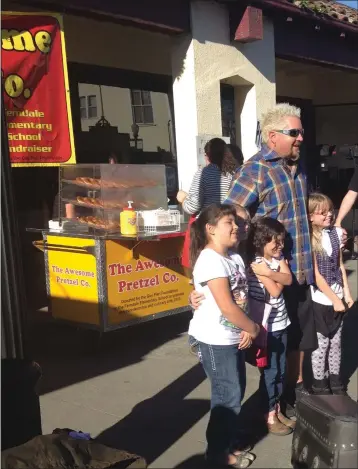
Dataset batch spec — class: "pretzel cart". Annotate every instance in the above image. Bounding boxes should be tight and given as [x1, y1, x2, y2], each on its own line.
[30, 164, 192, 332]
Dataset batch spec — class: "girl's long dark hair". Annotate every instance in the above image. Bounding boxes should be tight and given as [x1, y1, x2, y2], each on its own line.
[227, 143, 244, 167]
[246, 217, 286, 263]
[190, 203, 237, 267]
[204, 138, 239, 174]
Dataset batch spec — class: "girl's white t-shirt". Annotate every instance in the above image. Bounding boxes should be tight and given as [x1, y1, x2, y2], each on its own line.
[188, 248, 248, 345]
[311, 227, 344, 306]
[247, 256, 290, 332]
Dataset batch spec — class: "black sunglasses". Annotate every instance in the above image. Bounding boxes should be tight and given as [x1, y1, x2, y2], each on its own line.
[275, 129, 304, 138]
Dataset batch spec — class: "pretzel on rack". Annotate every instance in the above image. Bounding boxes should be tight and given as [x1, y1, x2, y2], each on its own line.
[77, 216, 119, 230]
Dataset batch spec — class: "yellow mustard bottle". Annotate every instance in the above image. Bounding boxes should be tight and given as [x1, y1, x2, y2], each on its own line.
[120, 201, 137, 235]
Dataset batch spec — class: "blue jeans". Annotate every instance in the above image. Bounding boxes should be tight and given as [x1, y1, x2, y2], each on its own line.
[259, 329, 288, 413]
[198, 342, 246, 456]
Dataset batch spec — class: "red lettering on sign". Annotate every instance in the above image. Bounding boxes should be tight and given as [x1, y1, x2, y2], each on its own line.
[135, 260, 144, 272]
[117, 274, 160, 293]
[163, 272, 179, 284]
[108, 263, 132, 276]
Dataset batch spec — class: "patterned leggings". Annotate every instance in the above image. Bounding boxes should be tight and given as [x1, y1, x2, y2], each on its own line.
[311, 324, 342, 380]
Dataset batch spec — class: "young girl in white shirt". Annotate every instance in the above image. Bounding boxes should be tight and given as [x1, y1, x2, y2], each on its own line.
[188, 203, 260, 469]
[308, 193, 354, 395]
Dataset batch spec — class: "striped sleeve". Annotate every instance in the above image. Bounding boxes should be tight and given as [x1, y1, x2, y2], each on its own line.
[182, 168, 204, 215]
[182, 165, 234, 214]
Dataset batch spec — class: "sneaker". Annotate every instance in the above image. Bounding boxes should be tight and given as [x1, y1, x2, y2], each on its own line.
[266, 414, 293, 436]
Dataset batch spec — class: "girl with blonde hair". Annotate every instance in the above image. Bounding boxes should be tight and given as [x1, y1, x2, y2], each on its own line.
[308, 193, 354, 395]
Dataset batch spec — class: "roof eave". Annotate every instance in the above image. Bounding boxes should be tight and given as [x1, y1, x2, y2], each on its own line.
[250, 0, 358, 34]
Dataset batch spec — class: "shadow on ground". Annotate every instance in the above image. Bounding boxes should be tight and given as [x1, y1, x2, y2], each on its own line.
[97, 373, 268, 468]
[97, 362, 208, 466]
[28, 310, 193, 395]
[172, 389, 268, 468]
[174, 454, 206, 468]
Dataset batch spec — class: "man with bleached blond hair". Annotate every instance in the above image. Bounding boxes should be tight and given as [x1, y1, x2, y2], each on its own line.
[224, 103, 314, 426]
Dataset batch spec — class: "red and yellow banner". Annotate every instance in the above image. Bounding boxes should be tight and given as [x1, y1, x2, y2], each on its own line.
[1, 12, 75, 166]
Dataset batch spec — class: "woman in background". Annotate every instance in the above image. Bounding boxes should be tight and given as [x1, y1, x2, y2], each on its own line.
[177, 138, 240, 269]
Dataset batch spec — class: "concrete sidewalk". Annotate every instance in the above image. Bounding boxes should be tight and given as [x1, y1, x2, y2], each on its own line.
[36, 259, 358, 468]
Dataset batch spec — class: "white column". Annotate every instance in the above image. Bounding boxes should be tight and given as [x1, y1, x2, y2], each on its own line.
[171, 36, 199, 192]
[171, 0, 276, 188]
[239, 86, 259, 160]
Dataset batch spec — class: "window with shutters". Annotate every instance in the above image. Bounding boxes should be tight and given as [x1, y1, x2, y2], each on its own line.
[131, 90, 154, 124]
[79, 95, 97, 119]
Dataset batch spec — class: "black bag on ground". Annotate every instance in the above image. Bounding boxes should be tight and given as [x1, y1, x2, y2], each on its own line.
[1, 429, 147, 469]
[292, 394, 358, 468]
[1, 359, 42, 451]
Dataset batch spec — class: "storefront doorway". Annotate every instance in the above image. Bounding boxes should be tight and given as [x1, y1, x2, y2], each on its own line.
[276, 58, 358, 207]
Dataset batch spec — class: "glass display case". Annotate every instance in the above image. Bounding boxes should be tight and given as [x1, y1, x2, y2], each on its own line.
[58, 164, 167, 232]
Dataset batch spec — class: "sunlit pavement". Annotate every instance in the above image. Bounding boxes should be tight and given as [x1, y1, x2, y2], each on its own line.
[38, 259, 357, 468]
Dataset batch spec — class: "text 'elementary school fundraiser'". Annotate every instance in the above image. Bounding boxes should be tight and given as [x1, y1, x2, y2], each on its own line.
[1, 13, 75, 166]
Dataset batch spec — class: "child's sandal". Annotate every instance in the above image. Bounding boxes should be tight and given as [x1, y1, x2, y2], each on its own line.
[206, 451, 255, 468]
[232, 450, 255, 462]
[231, 441, 254, 454]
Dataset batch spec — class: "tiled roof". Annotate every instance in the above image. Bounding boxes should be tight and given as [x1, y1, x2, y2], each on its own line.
[288, 0, 358, 27]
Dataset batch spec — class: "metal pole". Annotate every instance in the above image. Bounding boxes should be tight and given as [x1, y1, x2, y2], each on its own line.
[1, 97, 28, 359]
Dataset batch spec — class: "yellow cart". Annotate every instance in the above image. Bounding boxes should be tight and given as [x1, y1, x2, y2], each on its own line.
[31, 229, 192, 331]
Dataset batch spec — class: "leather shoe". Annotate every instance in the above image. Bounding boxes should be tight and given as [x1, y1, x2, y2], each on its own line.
[266, 414, 293, 436]
[277, 411, 296, 429]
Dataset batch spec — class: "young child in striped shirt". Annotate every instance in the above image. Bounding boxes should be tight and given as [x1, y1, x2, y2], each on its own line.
[247, 217, 295, 436]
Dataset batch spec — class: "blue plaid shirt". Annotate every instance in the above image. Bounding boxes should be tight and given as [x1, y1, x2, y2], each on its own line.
[224, 145, 314, 285]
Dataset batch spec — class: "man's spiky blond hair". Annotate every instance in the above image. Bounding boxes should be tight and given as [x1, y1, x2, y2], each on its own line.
[260, 103, 301, 143]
